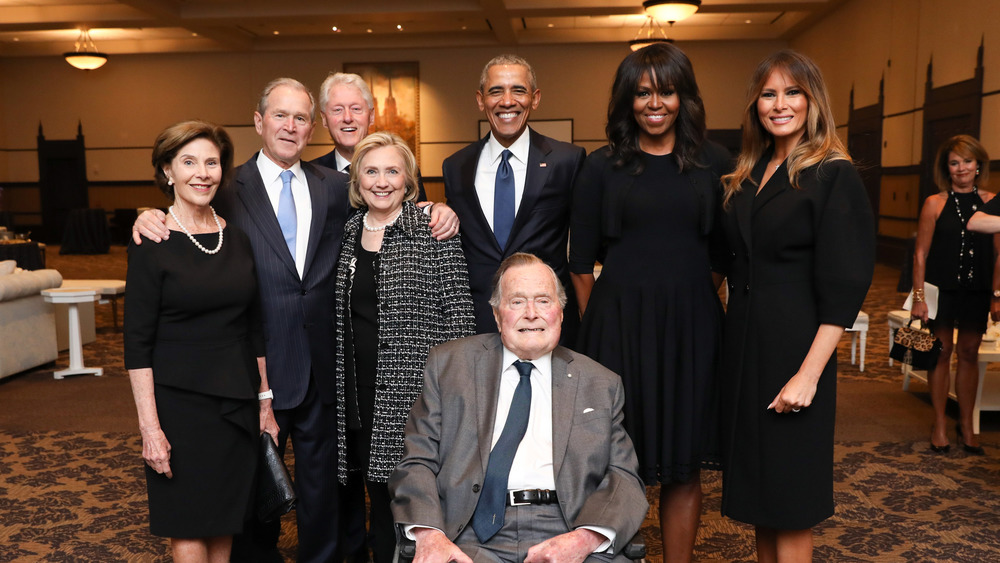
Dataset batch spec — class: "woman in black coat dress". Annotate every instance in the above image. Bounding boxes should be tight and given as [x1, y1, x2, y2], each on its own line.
[719, 51, 875, 562]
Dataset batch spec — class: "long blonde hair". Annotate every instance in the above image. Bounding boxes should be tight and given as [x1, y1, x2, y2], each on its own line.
[722, 50, 850, 206]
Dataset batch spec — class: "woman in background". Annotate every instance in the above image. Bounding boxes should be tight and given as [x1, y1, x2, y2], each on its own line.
[912, 134, 996, 455]
[125, 121, 273, 563]
[719, 51, 874, 562]
[570, 43, 730, 562]
[334, 132, 475, 563]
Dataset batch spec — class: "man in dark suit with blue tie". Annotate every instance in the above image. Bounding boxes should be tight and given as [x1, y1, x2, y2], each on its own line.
[134, 77, 348, 563]
[442, 55, 586, 347]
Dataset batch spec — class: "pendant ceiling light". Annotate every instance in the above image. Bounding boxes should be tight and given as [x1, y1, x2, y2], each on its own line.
[642, 0, 701, 23]
[64, 29, 108, 70]
[629, 16, 672, 51]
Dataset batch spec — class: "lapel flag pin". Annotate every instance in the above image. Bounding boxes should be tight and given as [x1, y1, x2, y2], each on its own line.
[539, 162, 547, 167]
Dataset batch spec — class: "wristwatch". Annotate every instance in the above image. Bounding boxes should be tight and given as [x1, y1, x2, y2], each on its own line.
[258, 390, 274, 401]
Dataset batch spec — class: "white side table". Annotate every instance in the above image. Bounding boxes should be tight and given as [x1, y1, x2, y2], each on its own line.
[41, 288, 103, 380]
[846, 311, 869, 371]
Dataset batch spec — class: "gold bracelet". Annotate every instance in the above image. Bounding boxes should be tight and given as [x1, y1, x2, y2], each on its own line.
[913, 288, 925, 304]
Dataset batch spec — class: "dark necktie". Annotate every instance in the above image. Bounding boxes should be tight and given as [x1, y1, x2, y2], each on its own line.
[277, 169, 297, 258]
[493, 149, 515, 249]
[471, 360, 534, 542]
[343, 164, 351, 173]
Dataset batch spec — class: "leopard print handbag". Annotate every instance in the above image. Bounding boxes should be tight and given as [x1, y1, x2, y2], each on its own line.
[889, 320, 943, 370]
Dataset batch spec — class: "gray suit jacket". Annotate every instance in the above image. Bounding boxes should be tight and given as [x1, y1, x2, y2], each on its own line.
[388, 333, 648, 557]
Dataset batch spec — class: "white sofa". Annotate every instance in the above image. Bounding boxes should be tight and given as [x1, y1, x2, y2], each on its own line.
[0, 260, 62, 380]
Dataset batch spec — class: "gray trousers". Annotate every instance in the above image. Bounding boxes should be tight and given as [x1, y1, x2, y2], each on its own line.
[454, 504, 620, 563]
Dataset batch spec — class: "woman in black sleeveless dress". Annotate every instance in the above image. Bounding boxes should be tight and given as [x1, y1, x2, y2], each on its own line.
[911, 134, 996, 455]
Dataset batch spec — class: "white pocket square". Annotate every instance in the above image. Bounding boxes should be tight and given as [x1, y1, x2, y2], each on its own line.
[583, 407, 594, 414]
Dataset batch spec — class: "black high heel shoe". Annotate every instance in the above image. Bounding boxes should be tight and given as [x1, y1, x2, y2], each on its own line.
[930, 425, 950, 453]
[957, 423, 985, 455]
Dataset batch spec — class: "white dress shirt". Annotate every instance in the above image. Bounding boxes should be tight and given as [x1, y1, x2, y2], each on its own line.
[333, 150, 351, 173]
[474, 128, 531, 232]
[256, 151, 312, 279]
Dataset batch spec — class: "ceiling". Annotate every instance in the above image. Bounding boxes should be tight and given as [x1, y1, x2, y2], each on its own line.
[0, 0, 847, 58]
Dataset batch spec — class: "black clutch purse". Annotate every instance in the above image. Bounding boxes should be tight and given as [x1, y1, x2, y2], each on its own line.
[890, 320, 943, 371]
[256, 432, 296, 522]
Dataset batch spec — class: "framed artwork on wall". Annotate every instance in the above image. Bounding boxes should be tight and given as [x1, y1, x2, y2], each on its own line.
[343, 61, 420, 161]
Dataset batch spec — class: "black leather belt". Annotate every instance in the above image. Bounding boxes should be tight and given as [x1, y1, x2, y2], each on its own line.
[507, 489, 559, 506]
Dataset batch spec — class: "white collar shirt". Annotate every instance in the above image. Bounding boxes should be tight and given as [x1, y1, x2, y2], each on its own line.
[474, 128, 531, 233]
[333, 150, 351, 173]
[493, 347, 555, 491]
[255, 151, 312, 279]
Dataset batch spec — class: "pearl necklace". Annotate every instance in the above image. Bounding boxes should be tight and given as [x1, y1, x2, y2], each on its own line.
[363, 208, 403, 232]
[169, 205, 224, 255]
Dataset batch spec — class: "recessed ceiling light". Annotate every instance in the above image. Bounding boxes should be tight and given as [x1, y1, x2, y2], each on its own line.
[191, 32, 198, 37]
[396, 24, 403, 31]
[273, 30, 279, 35]
[332, 26, 340, 32]
[366, 28, 372, 33]
[12, 37, 18, 42]
[547, 23, 554, 28]
[462, 25, 467, 30]
[745, 19, 752, 24]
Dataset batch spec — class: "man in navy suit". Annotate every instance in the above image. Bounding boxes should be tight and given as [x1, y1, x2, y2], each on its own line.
[136, 77, 346, 562]
[442, 55, 586, 347]
[311, 72, 426, 201]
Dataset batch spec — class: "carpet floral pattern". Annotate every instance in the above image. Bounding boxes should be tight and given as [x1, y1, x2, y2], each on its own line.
[0, 249, 998, 561]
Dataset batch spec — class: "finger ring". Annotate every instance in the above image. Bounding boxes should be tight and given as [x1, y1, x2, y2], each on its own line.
[792, 408, 801, 412]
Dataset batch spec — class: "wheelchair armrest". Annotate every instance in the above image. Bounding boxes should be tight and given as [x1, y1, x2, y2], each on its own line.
[398, 536, 416, 563]
[622, 530, 646, 560]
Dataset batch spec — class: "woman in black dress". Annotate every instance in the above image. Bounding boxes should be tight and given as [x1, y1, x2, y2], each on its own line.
[719, 51, 874, 561]
[569, 43, 729, 561]
[912, 135, 996, 455]
[333, 132, 475, 563]
[125, 121, 273, 562]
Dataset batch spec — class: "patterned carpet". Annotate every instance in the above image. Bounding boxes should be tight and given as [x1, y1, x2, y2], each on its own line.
[0, 247, 998, 562]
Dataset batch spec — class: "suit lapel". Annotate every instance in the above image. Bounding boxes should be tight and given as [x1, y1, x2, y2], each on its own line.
[301, 161, 329, 279]
[753, 163, 790, 215]
[235, 154, 298, 278]
[461, 137, 500, 254]
[507, 129, 550, 255]
[476, 335, 504, 473]
[550, 347, 577, 480]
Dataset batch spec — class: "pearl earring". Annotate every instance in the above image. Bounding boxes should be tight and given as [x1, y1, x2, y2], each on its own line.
[167, 177, 174, 186]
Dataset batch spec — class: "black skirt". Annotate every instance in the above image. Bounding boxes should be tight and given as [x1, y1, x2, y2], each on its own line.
[933, 289, 991, 334]
[145, 384, 258, 538]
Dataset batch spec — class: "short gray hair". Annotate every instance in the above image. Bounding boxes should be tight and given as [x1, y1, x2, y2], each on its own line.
[319, 72, 375, 111]
[489, 253, 567, 310]
[256, 77, 316, 121]
[479, 54, 537, 92]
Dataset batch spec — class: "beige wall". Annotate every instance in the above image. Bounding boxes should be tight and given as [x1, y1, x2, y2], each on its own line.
[792, 0, 1000, 166]
[0, 40, 783, 191]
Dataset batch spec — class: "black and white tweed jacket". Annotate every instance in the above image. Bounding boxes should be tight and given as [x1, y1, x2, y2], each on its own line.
[334, 201, 475, 483]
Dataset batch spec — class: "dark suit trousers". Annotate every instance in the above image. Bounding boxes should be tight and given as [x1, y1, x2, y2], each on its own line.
[234, 376, 341, 563]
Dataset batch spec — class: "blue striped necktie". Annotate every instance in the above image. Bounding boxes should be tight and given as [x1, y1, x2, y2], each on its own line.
[493, 149, 515, 249]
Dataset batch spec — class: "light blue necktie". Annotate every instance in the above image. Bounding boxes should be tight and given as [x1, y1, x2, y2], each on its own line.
[277, 169, 296, 258]
[471, 360, 534, 542]
[493, 149, 515, 249]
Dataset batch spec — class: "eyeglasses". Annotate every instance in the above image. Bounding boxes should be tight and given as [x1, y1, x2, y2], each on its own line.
[326, 106, 367, 117]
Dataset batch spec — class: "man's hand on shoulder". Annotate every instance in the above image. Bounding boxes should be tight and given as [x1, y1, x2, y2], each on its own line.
[412, 527, 472, 563]
[524, 528, 606, 563]
[423, 201, 460, 241]
[131, 208, 170, 245]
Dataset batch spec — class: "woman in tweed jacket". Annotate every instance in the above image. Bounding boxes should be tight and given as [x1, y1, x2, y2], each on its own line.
[334, 132, 475, 563]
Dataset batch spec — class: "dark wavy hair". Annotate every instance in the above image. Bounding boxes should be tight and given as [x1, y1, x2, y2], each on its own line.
[606, 43, 706, 174]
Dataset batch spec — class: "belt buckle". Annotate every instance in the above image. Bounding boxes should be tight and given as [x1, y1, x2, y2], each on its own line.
[508, 490, 530, 506]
